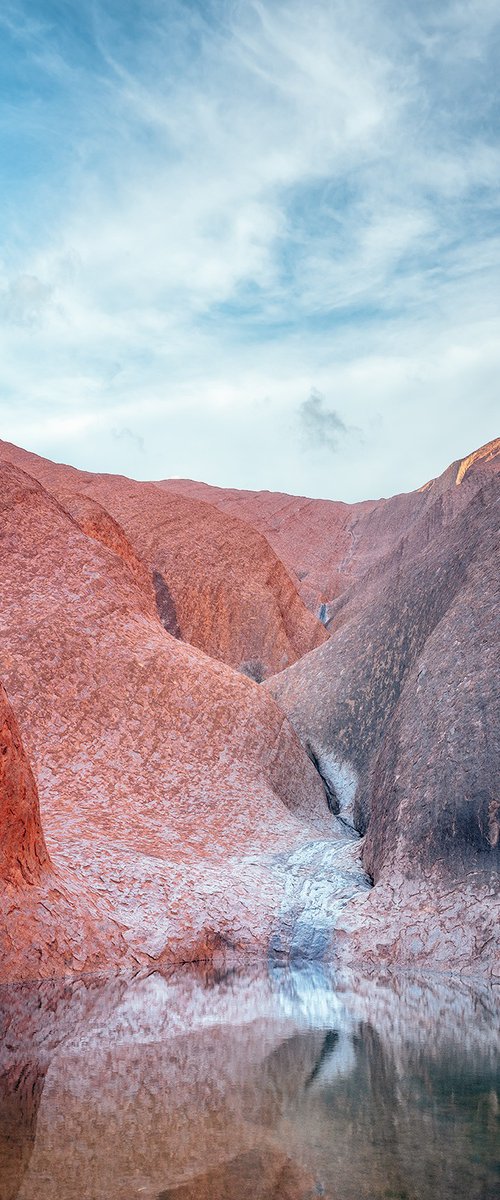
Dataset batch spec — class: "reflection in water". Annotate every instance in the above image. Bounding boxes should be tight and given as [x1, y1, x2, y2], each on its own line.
[0, 966, 498, 1200]
[0, 1063, 47, 1200]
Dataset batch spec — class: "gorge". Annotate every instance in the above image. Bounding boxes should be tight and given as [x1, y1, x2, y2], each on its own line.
[0, 435, 498, 982]
[1, 434, 499, 1200]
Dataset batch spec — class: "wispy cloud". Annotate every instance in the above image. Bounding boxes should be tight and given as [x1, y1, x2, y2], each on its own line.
[0, 0, 498, 498]
[111, 426, 145, 454]
[300, 390, 349, 453]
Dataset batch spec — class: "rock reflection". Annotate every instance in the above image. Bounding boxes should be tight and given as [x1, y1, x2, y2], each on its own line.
[157, 1147, 329, 1199]
[0, 1062, 47, 1200]
[0, 966, 498, 1200]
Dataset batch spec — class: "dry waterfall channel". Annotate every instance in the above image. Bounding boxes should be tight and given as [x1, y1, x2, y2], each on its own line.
[267, 812, 371, 961]
[266, 677, 372, 961]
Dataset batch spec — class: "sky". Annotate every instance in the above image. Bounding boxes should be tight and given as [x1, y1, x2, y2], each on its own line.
[0, 0, 499, 501]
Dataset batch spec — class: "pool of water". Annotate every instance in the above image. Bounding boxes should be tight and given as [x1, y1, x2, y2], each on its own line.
[1, 965, 498, 1199]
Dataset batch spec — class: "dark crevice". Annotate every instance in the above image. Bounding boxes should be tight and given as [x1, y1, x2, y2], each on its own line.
[305, 1030, 340, 1088]
[305, 741, 339, 816]
[239, 659, 265, 683]
[152, 570, 181, 639]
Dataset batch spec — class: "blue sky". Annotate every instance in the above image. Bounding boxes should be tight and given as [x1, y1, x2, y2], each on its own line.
[0, 0, 499, 500]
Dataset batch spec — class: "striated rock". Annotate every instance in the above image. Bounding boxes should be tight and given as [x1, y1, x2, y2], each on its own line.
[0, 440, 328, 678]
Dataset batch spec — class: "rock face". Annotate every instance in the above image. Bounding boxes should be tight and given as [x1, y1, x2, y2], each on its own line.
[159, 438, 500, 620]
[158, 476, 378, 613]
[0, 456, 348, 982]
[0, 437, 498, 981]
[0, 440, 327, 679]
[268, 441, 500, 973]
[0, 684, 50, 887]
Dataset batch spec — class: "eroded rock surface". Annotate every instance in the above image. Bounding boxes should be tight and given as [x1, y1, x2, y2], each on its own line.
[158, 476, 378, 613]
[0, 440, 327, 678]
[0, 457, 349, 982]
[268, 444, 500, 973]
[0, 677, 129, 981]
[0, 437, 498, 981]
[0, 684, 50, 887]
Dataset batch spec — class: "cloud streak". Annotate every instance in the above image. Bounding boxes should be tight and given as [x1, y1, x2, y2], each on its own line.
[0, 0, 498, 499]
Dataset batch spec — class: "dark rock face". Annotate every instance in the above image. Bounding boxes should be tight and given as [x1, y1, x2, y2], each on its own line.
[362, 503, 499, 881]
[268, 444, 500, 971]
[152, 569, 182, 638]
[268, 460, 499, 861]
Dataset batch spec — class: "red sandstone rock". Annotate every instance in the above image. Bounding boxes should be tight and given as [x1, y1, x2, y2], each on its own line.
[0, 440, 328, 678]
[0, 457, 333, 982]
[159, 438, 500, 620]
[158, 475, 375, 612]
[0, 659, 126, 981]
[0, 437, 498, 982]
[0, 684, 50, 886]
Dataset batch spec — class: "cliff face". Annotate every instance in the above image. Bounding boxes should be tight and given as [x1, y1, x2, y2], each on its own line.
[0, 438, 498, 980]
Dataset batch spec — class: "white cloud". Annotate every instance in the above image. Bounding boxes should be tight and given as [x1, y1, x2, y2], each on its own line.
[0, 0, 498, 499]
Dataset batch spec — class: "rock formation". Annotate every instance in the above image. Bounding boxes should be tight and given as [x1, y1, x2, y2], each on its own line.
[0, 456, 346, 982]
[159, 438, 500, 619]
[158, 475, 378, 613]
[0, 437, 498, 981]
[0, 440, 328, 679]
[0, 684, 51, 887]
[268, 441, 500, 973]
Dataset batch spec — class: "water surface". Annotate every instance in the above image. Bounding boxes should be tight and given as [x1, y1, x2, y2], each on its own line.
[0, 965, 498, 1200]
